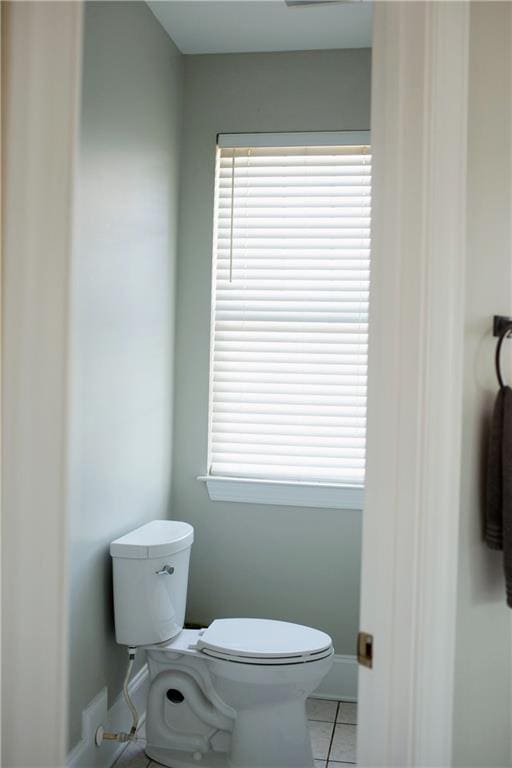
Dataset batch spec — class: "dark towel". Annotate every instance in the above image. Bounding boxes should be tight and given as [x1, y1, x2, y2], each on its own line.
[485, 388, 505, 549]
[485, 385, 512, 607]
[502, 388, 512, 606]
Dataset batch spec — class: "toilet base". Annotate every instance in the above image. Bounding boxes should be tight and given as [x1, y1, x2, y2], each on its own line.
[145, 744, 231, 768]
[145, 691, 316, 768]
[144, 631, 332, 768]
[146, 741, 315, 768]
[228, 702, 315, 768]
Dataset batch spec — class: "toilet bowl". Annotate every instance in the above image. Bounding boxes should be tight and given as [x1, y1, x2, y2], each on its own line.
[111, 521, 334, 768]
[201, 620, 333, 768]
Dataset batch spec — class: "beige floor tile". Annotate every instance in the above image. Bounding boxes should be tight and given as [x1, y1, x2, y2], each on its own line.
[307, 698, 338, 722]
[309, 719, 335, 760]
[337, 702, 357, 725]
[329, 723, 357, 764]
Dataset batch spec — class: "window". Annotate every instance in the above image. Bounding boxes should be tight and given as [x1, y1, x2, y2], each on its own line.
[202, 132, 371, 509]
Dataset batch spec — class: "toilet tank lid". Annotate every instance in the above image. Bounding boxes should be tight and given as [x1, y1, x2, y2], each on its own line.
[110, 520, 194, 559]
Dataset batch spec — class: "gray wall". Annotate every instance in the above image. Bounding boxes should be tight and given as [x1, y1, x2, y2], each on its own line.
[67, 2, 183, 747]
[452, 3, 512, 765]
[172, 49, 370, 654]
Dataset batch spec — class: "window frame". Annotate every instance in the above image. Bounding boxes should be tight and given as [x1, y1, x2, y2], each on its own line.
[200, 130, 371, 510]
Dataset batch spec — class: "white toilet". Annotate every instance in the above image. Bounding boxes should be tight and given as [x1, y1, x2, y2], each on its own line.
[110, 520, 334, 768]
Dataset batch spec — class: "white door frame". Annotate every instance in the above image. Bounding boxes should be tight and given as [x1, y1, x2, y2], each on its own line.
[2, 3, 83, 766]
[1, 1, 471, 766]
[358, 2, 469, 766]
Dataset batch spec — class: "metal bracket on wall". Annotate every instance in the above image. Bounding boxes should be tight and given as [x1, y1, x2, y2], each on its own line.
[493, 315, 512, 337]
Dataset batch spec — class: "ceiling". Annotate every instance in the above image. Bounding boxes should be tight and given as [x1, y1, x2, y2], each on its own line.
[147, 1, 373, 55]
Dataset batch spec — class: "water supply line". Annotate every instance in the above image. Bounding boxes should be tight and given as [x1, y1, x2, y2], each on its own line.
[95, 647, 140, 747]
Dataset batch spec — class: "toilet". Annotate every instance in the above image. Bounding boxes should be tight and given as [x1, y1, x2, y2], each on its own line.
[110, 520, 334, 768]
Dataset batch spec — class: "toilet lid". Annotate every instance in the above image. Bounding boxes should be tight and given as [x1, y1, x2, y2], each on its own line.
[197, 618, 332, 661]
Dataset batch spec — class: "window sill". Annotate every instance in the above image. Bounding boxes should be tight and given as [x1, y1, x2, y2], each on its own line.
[197, 476, 364, 510]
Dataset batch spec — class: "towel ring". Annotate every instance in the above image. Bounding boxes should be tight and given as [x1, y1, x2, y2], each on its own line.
[495, 321, 512, 389]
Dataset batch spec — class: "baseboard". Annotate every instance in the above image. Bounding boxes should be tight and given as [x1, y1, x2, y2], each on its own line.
[67, 663, 149, 768]
[311, 654, 358, 702]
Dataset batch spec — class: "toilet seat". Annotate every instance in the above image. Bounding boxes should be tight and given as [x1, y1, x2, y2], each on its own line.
[196, 618, 333, 665]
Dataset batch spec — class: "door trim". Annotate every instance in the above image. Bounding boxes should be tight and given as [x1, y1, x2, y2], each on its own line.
[358, 3, 469, 766]
[2, 3, 83, 765]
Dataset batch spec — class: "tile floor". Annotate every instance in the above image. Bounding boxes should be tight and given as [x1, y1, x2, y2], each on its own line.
[307, 699, 357, 767]
[114, 698, 357, 768]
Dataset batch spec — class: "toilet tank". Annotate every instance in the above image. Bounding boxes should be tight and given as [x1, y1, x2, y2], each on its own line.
[110, 520, 194, 647]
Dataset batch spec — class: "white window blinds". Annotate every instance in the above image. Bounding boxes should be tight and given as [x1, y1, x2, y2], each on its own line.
[208, 137, 371, 486]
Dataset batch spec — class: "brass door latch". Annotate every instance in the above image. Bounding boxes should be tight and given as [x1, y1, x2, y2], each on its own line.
[357, 631, 373, 668]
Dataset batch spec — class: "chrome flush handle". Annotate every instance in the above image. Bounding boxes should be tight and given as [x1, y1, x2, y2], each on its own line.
[155, 564, 175, 576]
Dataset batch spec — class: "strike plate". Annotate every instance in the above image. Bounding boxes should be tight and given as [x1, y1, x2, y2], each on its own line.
[357, 631, 373, 668]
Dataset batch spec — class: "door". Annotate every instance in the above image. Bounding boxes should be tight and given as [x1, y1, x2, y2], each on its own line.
[2, 3, 83, 766]
[358, 3, 469, 766]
